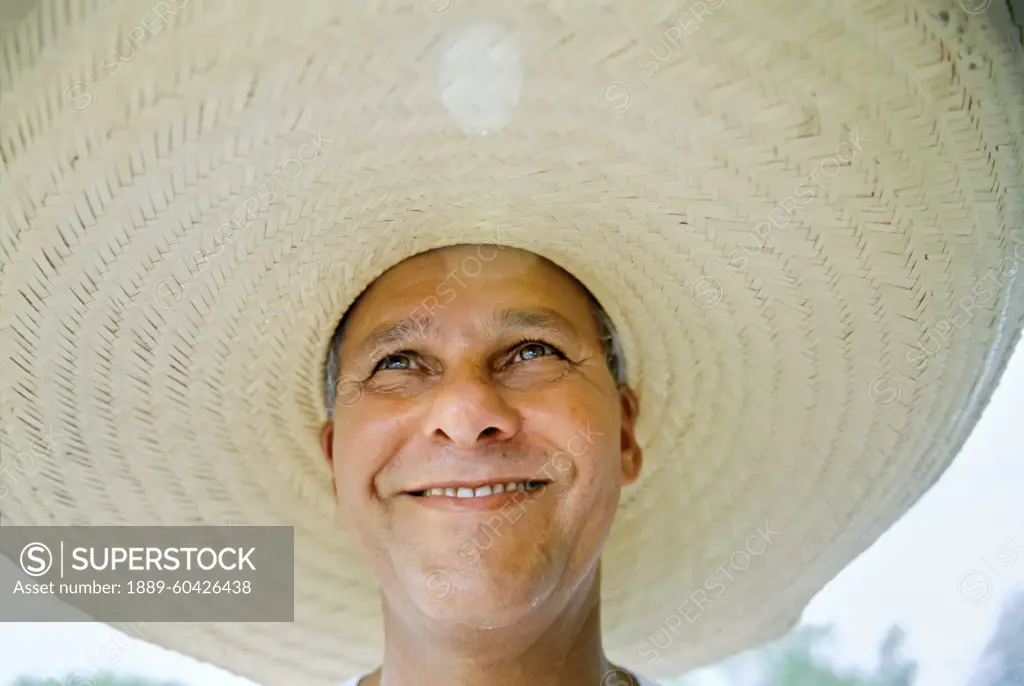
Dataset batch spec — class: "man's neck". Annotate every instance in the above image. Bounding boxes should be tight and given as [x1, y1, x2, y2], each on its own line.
[365, 567, 631, 686]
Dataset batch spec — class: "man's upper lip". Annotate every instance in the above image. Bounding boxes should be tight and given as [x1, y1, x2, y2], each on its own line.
[403, 477, 551, 492]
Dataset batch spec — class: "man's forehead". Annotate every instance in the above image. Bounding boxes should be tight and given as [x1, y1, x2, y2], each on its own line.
[348, 245, 589, 318]
[363, 244, 546, 291]
[337, 244, 601, 356]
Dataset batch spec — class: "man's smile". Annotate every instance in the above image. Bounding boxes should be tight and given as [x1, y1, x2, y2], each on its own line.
[404, 478, 551, 497]
[400, 479, 553, 512]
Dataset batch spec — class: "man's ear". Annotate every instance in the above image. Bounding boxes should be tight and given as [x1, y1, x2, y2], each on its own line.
[619, 386, 643, 485]
[319, 420, 338, 502]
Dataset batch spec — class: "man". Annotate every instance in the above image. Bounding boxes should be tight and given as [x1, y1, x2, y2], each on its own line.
[0, 1, 1021, 685]
[319, 244, 652, 686]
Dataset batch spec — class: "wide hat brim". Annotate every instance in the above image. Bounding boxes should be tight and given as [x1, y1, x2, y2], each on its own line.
[2, 0, 1023, 683]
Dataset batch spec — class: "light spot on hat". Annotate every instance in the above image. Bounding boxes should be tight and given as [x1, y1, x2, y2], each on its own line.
[438, 21, 522, 135]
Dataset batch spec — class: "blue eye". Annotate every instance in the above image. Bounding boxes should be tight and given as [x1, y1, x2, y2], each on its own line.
[373, 353, 416, 372]
[512, 341, 564, 362]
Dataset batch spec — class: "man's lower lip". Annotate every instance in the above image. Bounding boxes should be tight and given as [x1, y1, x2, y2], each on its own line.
[403, 487, 547, 512]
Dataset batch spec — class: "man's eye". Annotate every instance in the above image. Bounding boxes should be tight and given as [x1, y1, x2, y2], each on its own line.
[512, 341, 563, 362]
[373, 353, 417, 373]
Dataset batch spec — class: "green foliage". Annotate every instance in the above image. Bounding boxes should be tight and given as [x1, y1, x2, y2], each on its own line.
[755, 624, 916, 686]
[967, 589, 1024, 686]
[667, 622, 918, 686]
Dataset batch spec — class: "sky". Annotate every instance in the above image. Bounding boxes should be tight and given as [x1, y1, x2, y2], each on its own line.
[1, 338, 1022, 685]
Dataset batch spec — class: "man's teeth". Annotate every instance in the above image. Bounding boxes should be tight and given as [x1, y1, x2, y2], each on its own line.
[421, 481, 543, 497]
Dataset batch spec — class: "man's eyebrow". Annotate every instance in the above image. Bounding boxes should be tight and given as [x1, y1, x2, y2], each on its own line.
[350, 307, 581, 364]
[485, 307, 580, 339]
[352, 315, 443, 364]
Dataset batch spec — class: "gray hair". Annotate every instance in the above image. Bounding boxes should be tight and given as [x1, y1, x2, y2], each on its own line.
[324, 295, 627, 417]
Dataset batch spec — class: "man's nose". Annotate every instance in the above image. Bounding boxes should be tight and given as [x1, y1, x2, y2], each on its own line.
[422, 364, 520, 449]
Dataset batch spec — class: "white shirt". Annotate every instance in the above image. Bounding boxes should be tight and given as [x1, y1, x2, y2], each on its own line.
[339, 673, 661, 685]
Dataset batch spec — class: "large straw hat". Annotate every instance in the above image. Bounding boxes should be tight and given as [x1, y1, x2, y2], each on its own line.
[1, 0, 1023, 683]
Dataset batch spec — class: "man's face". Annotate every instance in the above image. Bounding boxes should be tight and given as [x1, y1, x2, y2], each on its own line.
[321, 244, 642, 628]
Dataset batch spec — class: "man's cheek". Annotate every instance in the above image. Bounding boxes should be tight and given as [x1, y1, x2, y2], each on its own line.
[337, 482, 390, 562]
[572, 464, 624, 528]
[334, 463, 377, 525]
[335, 481, 363, 527]
[335, 494, 371, 551]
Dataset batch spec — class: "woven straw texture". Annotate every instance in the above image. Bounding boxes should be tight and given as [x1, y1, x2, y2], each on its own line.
[1, 0, 1023, 683]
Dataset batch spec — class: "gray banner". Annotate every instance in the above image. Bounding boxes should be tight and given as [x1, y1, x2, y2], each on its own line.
[0, 526, 293, 621]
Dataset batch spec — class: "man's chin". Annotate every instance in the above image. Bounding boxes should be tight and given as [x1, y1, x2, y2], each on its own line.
[400, 561, 566, 627]
[413, 587, 559, 630]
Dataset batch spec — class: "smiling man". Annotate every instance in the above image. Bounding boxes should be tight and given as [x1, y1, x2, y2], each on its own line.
[319, 244, 653, 686]
[3, 2, 1021, 685]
